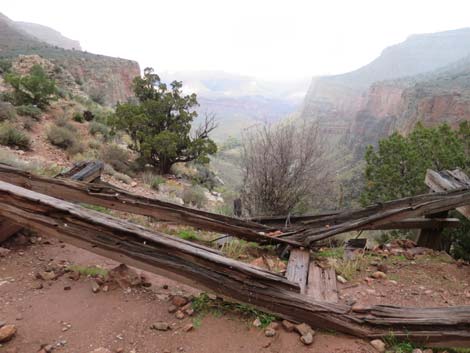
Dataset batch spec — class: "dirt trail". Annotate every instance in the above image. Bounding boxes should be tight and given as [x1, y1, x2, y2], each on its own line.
[0, 239, 374, 353]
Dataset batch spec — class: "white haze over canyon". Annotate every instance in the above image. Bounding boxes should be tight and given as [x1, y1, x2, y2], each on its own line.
[2, 0, 470, 82]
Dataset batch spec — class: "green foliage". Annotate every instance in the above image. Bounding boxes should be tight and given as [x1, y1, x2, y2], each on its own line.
[445, 213, 470, 261]
[182, 185, 207, 208]
[67, 264, 108, 277]
[89, 121, 110, 141]
[72, 112, 84, 123]
[0, 101, 17, 121]
[21, 116, 36, 131]
[4, 65, 57, 108]
[99, 144, 130, 173]
[361, 123, 468, 205]
[15, 104, 42, 120]
[361, 122, 470, 255]
[0, 59, 12, 74]
[109, 67, 217, 174]
[177, 229, 199, 241]
[0, 123, 31, 150]
[191, 293, 276, 328]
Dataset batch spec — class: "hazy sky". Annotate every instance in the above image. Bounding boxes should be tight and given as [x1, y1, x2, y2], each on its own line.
[2, 0, 470, 80]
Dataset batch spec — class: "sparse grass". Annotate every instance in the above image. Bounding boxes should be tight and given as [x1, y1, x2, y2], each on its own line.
[327, 253, 373, 281]
[99, 144, 130, 174]
[177, 229, 199, 241]
[0, 123, 31, 150]
[81, 204, 111, 214]
[16, 104, 42, 120]
[316, 247, 344, 259]
[47, 124, 77, 149]
[67, 264, 108, 277]
[142, 171, 165, 190]
[191, 293, 277, 328]
[182, 185, 207, 208]
[0, 101, 16, 121]
[89, 121, 110, 141]
[220, 239, 259, 259]
[0, 149, 62, 176]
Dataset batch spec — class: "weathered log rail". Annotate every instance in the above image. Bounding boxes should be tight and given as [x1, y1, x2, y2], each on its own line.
[282, 187, 470, 245]
[0, 163, 302, 247]
[0, 180, 470, 346]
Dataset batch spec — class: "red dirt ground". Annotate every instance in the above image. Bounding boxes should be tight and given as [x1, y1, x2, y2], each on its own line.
[0, 238, 375, 353]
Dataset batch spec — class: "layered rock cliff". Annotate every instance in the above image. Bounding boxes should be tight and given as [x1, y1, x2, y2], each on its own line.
[301, 28, 470, 128]
[0, 12, 139, 106]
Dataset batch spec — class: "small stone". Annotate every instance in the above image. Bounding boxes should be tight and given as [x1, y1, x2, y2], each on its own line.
[115, 348, 124, 353]
[262, 341, 271, 348]
[162, 284, 169, 289]
[171, 296, 188, 307]
[371, 271, 387, 280]
[32, 281, 43, 290]
[36, 271, 57, 281]
[252, 318, 262, 328]
[0, 247, 11, 257]
[167, 305, 178, 313]
[267, 322, 279, 330]
[300, 332, 314, 345]
[412, 349, 423, 353]
[281, 320, 295, 332]
[0, 324, 17, 343]
[422, 349, 433, 353]
[150, 322, 170, 331]
[175, 311, 185, 320]
[15, 314, 23, 321]
[183, 323, 193, 332]
[388, 280, 398, 285]
[131, 181, 137, 187]
[102, 285, 109, 292]
[68, 272, 80, 281]
[184, 308, 194, 316]
[264, 328, 276, 337]
[91, 280, 100, 293]
[370, 339, 386, 352]
[40, 344, 53, 353]
[89, 349, 113, 353]
[376, 263, 388, 273]
[64, 285, 71, 291]
[294, 323, 314, 337]
[336, 275, 347, 284]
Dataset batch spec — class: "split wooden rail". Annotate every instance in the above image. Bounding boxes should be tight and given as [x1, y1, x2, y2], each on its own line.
[1, 162, 470, 347]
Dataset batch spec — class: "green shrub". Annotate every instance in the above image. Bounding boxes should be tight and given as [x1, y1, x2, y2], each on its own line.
[0, 102, 16, 122]
[15, 105, 42, 120]
[4, 64, 57, 108]
[0, 123, 31, 150]
[0, 59, 12, 74]
[72, 112, 84, 123]
[55, 116, 74, 130]
[99, 144, 130, 173]
[89, 121, 110, 140]
[142, 171, 165, 190]
[21, 116, 37, 131]
[182, 185, 207, 208]
[47, 124, 77, 149]
[177, 230, 199, 241]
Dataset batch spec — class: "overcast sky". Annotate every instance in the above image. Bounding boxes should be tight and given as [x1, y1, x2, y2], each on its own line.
[2, 0, 470, 80]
